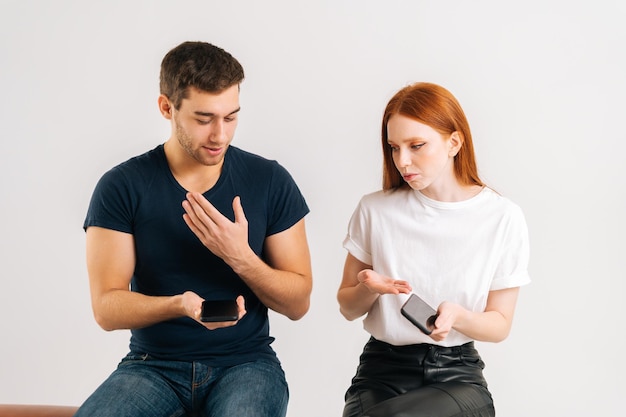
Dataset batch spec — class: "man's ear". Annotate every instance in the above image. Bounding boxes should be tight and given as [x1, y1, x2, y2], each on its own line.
[448, 131, 463, 157]
[158, 94, 173, 120]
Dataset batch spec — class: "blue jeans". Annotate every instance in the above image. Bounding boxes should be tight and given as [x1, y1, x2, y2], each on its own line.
[74, 353, 289, 417]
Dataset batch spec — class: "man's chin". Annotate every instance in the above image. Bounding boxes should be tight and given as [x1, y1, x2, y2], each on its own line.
[194, 148, 228, 166]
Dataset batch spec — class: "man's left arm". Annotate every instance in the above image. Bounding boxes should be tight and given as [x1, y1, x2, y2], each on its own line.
[182, 192, 312, 320]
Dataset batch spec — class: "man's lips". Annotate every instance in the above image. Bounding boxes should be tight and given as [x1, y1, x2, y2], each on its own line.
[202, 146, 223, 155]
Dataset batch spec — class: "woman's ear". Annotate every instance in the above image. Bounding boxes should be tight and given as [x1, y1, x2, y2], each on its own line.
[448, 131, 463, 157]
[158, 94, 173, 119]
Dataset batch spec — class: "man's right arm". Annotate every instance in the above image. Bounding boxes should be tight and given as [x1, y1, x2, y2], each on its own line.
[86, 226, 197, 331]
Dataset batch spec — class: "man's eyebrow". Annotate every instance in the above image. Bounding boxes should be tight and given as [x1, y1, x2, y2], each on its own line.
[194, 107, 241, 117]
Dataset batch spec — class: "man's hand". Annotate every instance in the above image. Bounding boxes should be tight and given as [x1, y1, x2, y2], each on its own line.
[182, 193, 253, 265]
[184, 292, 247, 330]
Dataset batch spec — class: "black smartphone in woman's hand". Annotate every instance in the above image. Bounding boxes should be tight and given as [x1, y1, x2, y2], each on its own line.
[400, 293, 438, 335]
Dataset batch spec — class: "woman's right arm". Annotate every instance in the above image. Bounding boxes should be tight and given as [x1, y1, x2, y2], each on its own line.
[337, 253, 412, 321]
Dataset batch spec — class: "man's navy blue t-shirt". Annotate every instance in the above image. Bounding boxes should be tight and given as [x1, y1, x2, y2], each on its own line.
[83, 144, 309, 366]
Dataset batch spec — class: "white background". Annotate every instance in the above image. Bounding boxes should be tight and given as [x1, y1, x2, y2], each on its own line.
[1, 1, 625, 416]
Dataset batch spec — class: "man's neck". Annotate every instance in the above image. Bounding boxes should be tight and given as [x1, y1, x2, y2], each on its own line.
[163, 140, 224, 193]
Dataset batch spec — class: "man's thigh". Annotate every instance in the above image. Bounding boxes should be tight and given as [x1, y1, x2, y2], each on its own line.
[206, 359, 288, 417]
[74, 356, 187, 417]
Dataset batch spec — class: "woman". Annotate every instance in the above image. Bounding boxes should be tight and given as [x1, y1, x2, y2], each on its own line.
[337, 82, 530, 417]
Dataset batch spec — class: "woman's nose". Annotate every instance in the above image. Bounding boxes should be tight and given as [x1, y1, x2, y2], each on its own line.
[397, 148, 411, 167]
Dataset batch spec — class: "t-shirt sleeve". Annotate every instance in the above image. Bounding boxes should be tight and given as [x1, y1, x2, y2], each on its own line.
[343, 198, 373, 266]
[265, 162, 309, 236]
[83, 166, 137, 234]
[490, 203, 531, 290]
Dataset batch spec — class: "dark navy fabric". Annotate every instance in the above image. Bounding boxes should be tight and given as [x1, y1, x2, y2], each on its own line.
[83, 144, 309, 366]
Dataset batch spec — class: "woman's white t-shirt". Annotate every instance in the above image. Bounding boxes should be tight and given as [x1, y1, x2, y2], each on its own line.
[343, 187, 531, 347]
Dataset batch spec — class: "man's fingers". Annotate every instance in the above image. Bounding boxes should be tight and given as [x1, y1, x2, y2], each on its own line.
[182, 194, 217, 235]
[187, 192, 233, 226]
[232, 196, 248, 224]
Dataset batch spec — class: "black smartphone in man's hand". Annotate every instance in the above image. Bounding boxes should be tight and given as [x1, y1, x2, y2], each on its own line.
[401, 293, 438, 335]
[200, 299, 239, 322]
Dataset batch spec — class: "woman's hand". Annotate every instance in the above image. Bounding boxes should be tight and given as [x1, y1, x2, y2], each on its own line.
[357, 269, 412, 295]
[428, 301, 464, 342]
[429, 288, 520, 343]
[338, 255, 412, 321]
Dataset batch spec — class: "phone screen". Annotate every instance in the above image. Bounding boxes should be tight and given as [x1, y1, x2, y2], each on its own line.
[400, 294, 438, 335]
[200, 299, 238, 322]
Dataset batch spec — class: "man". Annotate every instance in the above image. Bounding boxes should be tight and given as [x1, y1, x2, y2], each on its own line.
[76, 41, 312, 417]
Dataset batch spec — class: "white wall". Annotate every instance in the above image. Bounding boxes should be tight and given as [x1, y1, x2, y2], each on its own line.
[1, 1, 624, 416]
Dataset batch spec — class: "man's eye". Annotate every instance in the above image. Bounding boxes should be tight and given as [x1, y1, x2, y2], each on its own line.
[225, 116, 236, 123]
[197, 120, 210, 125]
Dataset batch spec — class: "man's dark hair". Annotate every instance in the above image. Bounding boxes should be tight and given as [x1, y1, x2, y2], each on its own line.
[160, 41, 245, 109]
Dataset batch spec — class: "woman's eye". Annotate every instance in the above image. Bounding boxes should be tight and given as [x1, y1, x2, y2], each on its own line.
[411, 144, 424, 150]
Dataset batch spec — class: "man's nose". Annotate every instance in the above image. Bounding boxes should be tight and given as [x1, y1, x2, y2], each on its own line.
[210, 119, 225, 139]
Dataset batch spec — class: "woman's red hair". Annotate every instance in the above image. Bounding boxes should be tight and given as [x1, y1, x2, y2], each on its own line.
[381, 82, 483, 190]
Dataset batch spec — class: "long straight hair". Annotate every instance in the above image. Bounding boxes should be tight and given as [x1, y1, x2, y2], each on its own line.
[381, 82, 483, 190]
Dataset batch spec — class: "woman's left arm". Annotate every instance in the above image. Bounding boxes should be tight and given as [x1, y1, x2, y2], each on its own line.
[429, 287, 520, 343]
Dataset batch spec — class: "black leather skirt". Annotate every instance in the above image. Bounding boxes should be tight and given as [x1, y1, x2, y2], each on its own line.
[343, 337, 495, 417]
